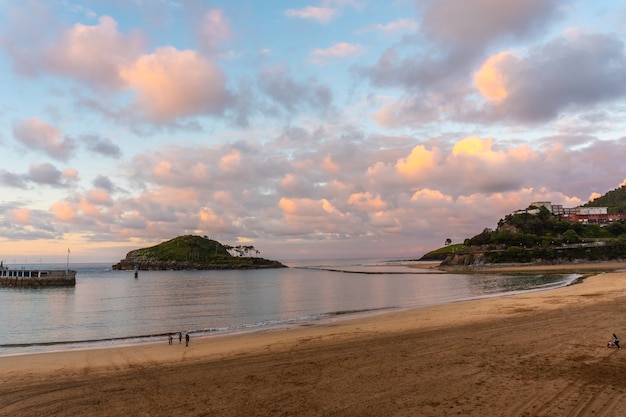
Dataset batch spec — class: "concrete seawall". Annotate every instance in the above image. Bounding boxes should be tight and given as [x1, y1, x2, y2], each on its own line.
[0, 270, 76, 288]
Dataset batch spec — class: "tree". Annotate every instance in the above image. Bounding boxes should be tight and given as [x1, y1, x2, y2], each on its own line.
[607, 221, 626, 237]
[444, 238, 452, 246]
[562, 229, 581, 244]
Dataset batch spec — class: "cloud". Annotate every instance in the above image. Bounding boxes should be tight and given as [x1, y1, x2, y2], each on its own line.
[19, 126, 625, 260]
[373, 97, 440, 128]
[6, 208, 32, 225]
[476, 32, 626, 122]
[49, 200, 78, 222]
[196, 9, 231, 54]
[0, 170, 27, 188]
[395, 145, 439, 178]
[358, 18, 419, 34]
[28, 163, 66, 187]
[360, 0, 562, 96]
[82, 134, 122, 158]
[1, 164, 76, 189]
[258, 65, 333, 116]
[1, 11, 145, 88]
[278, 197, 359, 237]
[366, 136, 540, 197]
[0, 203, 58, 240]
[85, 188, 113, 206]
[347, 192, 387, 212]
[284, 6, 338, 24]
[44, 16, 145, 88]
[474, 51, 510, 101]
[310, 42, 366, 65]
[0, 0, 58, 77]
[93, 175, 116, 191]
[369, 29, 626, 129]
[419, 0, 562, 50]
[119, 47, 231, 122]
[13, 117, 76, 161]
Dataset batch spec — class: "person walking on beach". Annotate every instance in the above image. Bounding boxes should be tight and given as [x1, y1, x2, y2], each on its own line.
[168, 334, 173, 345]
[613, 334, 620, 349]
[179, 332, 182, 344]
[185, 333, 190, 347]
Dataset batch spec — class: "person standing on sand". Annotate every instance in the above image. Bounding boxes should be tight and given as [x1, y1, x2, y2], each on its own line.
[185, 333, 190, 347]
[168, 334, 173, 345]
[613, 334, 620, 349]
[179, 332, 182, 344]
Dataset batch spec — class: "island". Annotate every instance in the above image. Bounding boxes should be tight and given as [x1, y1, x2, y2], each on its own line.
[112, 235, 286, 270]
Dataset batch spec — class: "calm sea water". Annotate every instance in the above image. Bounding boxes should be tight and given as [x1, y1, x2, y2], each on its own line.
[0, 259, 579, 357]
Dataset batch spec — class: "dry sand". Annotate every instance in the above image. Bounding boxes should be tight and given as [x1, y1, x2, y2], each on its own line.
[2, 262, 626, 416]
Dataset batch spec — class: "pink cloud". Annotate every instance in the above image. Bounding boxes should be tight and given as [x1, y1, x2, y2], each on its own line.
[218, 151, 242, 172]
[196, 9, 231, 54]
[310, 42, 365, 65]
[321, 155, 340, 173]
[119, 47, 231, 122]
[395, 145, 440, 178]
[45, 16, 145, 88]
[50, 200, 78, 222]
[63, 169, 79, 182]
[7, 208, 31, 225]
[347, 192, 387, 211]
[474, 51, 511, 101]
[410, 188, 452, 205]
[13, 117, 75, 161]
[86, 189, 113, 206]
[364, 136, 546, 198]
[279, 197, 335, 216]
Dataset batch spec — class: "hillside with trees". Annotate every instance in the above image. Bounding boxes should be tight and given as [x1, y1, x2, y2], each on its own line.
[112, 235, 286, 270]
[421, 186, 626, 265]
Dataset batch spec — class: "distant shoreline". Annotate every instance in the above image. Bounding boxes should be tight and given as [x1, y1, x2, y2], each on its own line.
[423, 260, 626, 274]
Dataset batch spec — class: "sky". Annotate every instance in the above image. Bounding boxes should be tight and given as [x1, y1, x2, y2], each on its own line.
[1, 0, 626, 263]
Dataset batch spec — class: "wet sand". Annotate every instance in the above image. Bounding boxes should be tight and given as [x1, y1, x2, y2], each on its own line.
[2, 262, 626, 416]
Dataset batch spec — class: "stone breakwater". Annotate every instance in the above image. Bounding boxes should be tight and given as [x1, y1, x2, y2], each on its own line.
[0, 270, 76, 287]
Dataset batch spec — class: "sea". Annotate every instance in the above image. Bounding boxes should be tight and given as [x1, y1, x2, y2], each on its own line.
[0, 258, 581, 357]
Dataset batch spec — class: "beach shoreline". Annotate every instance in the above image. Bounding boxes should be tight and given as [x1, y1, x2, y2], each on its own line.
[2, 261, 626, 416]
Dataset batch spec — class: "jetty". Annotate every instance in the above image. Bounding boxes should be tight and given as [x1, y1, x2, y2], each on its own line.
[0, 264, 76, 288]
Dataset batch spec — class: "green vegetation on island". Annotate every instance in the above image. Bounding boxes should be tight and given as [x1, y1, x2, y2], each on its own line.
[421, 185, 626, 265]
[112, 235, 286, 270]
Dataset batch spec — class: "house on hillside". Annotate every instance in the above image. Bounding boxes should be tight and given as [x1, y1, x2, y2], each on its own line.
[516, 201, 626, 224]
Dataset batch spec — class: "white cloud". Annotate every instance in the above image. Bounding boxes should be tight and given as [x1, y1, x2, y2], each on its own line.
[358, 18, 419, 34]
[284, 6, 337, 24]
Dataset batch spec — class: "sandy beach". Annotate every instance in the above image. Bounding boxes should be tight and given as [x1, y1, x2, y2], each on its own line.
[2, 262, 626, 416]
